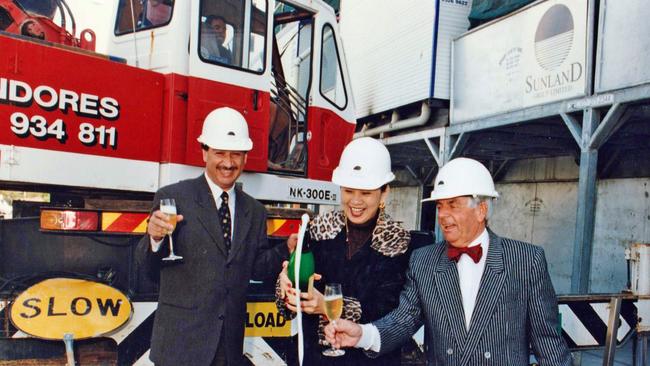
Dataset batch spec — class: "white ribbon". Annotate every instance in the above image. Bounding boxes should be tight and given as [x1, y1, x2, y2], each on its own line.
[294, 213, 310, 366]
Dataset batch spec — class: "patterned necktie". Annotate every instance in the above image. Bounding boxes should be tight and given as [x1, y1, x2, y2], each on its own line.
[447, 243, 482, 263]
[219, 191, 232, 253]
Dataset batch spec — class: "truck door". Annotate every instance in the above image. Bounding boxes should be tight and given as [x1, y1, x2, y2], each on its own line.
[187, 0, 272, 172]
[266, 1, 314, 176]
[307, 9, 356, 181]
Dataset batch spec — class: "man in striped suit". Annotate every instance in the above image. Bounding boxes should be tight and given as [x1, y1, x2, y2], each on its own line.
[325, 158, 572, 365]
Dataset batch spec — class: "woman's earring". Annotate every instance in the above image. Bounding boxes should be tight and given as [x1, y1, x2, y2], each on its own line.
[379, 201, 386, 215]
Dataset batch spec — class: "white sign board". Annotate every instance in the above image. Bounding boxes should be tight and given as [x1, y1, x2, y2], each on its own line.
[452, 0, 589, 124]
[433, 0, 473, 100]
[595, 0, 650, 92]
[340, 0, 472, 118]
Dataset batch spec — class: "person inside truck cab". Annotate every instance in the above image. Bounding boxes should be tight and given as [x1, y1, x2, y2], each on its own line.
[140, 0, 173, 27]
[200, 15, 233, 65]
[20, 20, 45, 40]
[275, 137, 411, 366]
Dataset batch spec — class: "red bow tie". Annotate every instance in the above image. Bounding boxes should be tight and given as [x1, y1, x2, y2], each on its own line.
[447, 244, 482, 263]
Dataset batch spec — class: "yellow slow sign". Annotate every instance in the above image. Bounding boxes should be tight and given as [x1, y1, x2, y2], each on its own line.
[10, 278, 132, 340]
[245, 302, 291, 337]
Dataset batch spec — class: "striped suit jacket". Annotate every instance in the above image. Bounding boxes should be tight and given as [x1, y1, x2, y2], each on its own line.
[373, 231, 572, 366]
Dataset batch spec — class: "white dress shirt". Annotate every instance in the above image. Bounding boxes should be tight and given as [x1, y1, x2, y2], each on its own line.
[457, 228, 489, 330]
[150, 173, 237, 252]
[356, 228, 490, 352]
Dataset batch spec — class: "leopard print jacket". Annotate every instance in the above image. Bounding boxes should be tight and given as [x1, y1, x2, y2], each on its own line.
[308, 210, 410, 258]
[275, 210, 410, 345]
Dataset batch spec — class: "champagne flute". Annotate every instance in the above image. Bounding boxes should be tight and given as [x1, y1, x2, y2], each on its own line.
[322, 283, 345, 357]
[160, 198, 183, 261]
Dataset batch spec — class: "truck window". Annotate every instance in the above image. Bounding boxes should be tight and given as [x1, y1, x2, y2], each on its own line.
[114, 0, 174, 35]
[199, 0, 267, 73]
[15, 0, 57, 18]
[320, 24, 347, 109]
[0, 7, 13, 31]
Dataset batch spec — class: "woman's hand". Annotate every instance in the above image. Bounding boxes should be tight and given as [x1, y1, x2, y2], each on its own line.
[285, 273, 324, 315]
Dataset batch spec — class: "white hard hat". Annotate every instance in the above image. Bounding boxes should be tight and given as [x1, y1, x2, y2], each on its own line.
[422, 157, 499, 202]
[331, 137, 395, 190]
[197, 107, 253, 151]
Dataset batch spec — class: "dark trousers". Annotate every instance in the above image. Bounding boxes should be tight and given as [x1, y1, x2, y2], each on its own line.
[154, 344, 225, 366]
[210, 342, 227, 366]
[211, 322, 228, 366]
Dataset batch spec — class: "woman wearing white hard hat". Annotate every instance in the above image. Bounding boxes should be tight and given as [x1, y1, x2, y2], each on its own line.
[276, 137, 410, 366]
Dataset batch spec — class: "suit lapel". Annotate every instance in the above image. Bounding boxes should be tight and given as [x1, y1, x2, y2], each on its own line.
[460, 232, 506, 366]
[434, 245, 469, 350]
[228, 186, 251, 262]
[194, 176, 228, 257]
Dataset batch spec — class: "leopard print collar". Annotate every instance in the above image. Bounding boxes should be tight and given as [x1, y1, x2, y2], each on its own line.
[309, 210, 410, 257]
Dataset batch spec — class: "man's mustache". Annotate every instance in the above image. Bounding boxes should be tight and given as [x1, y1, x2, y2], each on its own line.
[216, 166, 237, 171]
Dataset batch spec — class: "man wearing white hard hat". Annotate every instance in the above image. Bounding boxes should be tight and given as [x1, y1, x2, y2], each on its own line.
[138, 107, 290, 366]
[326, 157, 571, 365]
[276, 137, 410, 365]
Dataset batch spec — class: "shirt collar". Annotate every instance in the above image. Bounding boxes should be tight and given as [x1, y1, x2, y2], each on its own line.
[204, 173, 236, 202]
[468, 228, 489, 249]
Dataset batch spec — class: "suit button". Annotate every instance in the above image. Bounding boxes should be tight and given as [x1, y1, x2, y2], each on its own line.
[219, 314, 225, 320]
[446, 348, 453, 355]
[225, 288, 230, 295]
[484, 351, 491, 359]
[226, 263, 231, 269]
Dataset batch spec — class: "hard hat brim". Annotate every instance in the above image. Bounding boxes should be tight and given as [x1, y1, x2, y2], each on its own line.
[332, 171, 395, 191]
[197, 136, 253, 151]
[421, 191, 499, 203]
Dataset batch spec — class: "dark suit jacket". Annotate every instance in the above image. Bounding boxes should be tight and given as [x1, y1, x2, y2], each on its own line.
[137, 175, 287, 366]
[372, 231, 572, 366]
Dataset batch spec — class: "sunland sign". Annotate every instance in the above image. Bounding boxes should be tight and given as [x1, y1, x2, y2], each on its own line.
[525, 4, 584, 100]
[452, 0, 588, 124]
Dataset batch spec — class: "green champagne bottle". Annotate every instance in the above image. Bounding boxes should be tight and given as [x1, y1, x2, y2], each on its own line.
[287, 240, 315, 290]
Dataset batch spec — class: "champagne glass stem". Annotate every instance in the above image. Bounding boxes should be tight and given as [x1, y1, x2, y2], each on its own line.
[168, 234, 174, 255]
[329, 319, 337, 353]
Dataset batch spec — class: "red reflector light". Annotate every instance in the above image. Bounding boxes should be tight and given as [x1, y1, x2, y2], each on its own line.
[40, 210, 99, 231]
